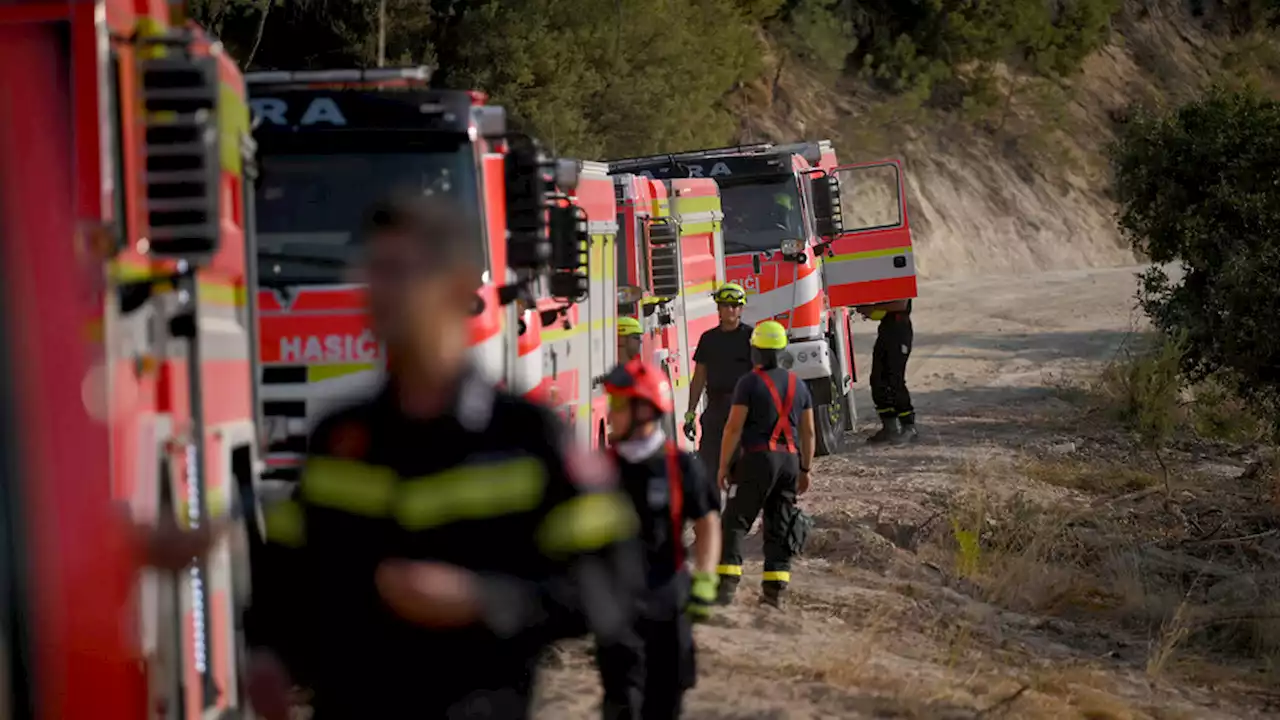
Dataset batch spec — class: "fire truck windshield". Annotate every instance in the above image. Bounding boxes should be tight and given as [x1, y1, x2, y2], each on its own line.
[255, 147, 483, 286]
[718, 176, 805, 254]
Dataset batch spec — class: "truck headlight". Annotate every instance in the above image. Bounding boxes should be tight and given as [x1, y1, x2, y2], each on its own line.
[780, 238, 804, 256]
[779, 350, 795, 369]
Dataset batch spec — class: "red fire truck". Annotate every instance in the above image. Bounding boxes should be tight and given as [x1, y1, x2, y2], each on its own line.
[612, 174, 727, 443]
[608, 142, 918, 455]
[0, 1, 257, 717]
[247, 68, 589, 475]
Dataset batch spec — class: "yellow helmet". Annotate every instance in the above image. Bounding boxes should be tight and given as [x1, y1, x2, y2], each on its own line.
[773, 193, 794, 210]
[750, 320, 788, 350]
[711, 283, 746, 306]
[618, 316, 643, 336]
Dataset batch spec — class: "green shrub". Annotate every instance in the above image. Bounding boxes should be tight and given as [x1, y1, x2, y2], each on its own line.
[1111, 87, 1280, 429]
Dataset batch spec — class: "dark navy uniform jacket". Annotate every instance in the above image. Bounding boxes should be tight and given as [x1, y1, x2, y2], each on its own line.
[246, 369, 644, 719]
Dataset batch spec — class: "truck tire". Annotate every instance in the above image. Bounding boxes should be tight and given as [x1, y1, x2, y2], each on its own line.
[812, 377, 848, 457]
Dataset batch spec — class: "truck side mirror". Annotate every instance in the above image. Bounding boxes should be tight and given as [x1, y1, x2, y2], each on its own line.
[646, 218, 681, 300]
[617, 285, 643, 304]
[809, 173, 843, 239]
[548, 204, 589, 301]
[505, 136, 553, 271]
[140, 51, 224, 264]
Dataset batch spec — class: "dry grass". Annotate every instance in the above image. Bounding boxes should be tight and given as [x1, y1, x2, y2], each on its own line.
[926, 429, 1280, 699]
[1023, 456, 1159, 494]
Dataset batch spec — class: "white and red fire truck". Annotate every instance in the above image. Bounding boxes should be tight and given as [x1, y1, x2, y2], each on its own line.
[608, 142, 918, 455]
[246, 68, 594, 473]
[0, 1, 259, 717]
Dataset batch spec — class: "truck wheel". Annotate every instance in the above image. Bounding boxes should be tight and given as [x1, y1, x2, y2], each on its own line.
[814, 378, 847, 457]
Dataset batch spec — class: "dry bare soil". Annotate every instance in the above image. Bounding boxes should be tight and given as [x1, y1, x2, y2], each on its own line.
[534, 266, 1280, 719]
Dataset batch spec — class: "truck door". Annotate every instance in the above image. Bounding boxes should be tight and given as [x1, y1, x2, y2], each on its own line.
[812, 160, 917, 307]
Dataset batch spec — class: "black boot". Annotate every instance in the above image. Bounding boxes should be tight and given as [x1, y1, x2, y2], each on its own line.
[715, 575, 740, 606]
[866, 415, 900, 444]
[761, 581, 788, 609]
[893, 416, 918, 445]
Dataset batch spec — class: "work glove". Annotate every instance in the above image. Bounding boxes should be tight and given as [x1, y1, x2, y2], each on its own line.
[687, 571, 719, 622]
[682, 411, 698, 442]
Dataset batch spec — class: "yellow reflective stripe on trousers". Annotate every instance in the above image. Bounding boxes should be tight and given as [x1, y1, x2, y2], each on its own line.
[537, 492, 638, 555]
[396, 456, 547, 531]
[301, 457, 398, 517]
[762, 570, 791, 583]
[716, 564, 743, 576]
[264, 500, 306, 548]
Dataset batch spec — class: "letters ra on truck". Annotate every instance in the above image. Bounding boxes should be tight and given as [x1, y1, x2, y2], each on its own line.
[607, 142, 917, 456]
[247, 67, 589, 480]
[0, 2, 258, 719]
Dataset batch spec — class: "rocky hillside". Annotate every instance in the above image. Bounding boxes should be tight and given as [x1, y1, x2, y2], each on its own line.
[738, 1, 1267, 280]
[197, 0, 1278, 281]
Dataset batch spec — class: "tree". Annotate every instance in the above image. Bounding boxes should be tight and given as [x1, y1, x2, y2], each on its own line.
[1110, 86, 1280, 422]
[447, 0, 766, 158]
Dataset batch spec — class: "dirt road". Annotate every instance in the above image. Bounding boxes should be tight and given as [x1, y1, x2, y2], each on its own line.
[535, 265, 1269, 719]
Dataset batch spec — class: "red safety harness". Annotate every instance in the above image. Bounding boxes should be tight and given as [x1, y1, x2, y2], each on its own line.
[745, 368, 797, 453]
[609, 440, 686, 567]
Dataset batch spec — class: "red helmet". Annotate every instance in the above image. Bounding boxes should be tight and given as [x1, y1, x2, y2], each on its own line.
[601, 357, 673, 414]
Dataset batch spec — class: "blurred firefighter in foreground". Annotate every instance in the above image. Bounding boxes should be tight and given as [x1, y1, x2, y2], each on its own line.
[857, 299, 917, 444]
[618, 316, 644, 363]
[714, 321, 815, 609]
[243, 196, 644, 719]
[684, 283, 753, 482]
[597, 357, 723, 720]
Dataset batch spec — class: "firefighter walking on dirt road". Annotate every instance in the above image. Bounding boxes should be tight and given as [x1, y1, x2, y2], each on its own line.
[597, 357, 723, 720]
[684, 283, 753, 482]
[244, 196, 644, 720]
[713, 320, 816, 609]
[857, 299, 918, 444]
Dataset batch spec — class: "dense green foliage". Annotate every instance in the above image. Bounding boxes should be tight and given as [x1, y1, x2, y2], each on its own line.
[191, 0, 1129, 156]
[1111, 86, 1280, 423]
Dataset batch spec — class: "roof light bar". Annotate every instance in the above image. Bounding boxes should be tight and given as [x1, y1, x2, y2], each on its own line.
[245, 66, 434, 85]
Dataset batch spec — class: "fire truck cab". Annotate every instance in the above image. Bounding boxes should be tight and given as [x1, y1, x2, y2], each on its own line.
[607, 142, 917, 455]
[0, 1, 258, 718]
[247, 68, 589, 478]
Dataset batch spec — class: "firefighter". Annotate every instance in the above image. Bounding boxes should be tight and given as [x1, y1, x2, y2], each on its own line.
[684, 283, 753, 482]
[596, 357, 722, 720]
[856, 299, 917, 444]
[713, 320, 815, 609]
[244, 196, 643, 720]
[618, 315, 644, 363]
[771, 192, 798, 235]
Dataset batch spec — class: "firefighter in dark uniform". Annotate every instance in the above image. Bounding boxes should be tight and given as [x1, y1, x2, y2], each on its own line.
[857, 299, 917, 444]
[713, 320, 816, 608]
[597, 356, 722, 720]
[683, 283, 753, 482]
[244, 196, 643, 720]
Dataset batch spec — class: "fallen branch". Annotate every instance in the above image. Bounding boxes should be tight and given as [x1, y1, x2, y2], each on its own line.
[1094, 485, 1162, 506]
[976, 684, 1030, 717]
[1186, 528, 1279, 546]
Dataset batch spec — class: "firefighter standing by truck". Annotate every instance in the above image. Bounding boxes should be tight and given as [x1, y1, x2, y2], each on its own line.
[618, 316, 645, 363]
[245, 196, 643, 719]
[684, 283, 753, 481]
[597, 357, 723, 720]
[713, 321, 816, 609]
[857, 299, 918, 444]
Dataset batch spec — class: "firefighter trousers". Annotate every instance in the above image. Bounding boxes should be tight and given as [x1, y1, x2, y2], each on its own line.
[596, 603, 696, 720]
[870, 317, 914, 423]
[718, 450, 800, 585]
[697, 395, 733, 483]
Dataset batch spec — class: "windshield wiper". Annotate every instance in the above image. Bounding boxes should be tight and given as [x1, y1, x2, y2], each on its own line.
[257, 250, 349, 268]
